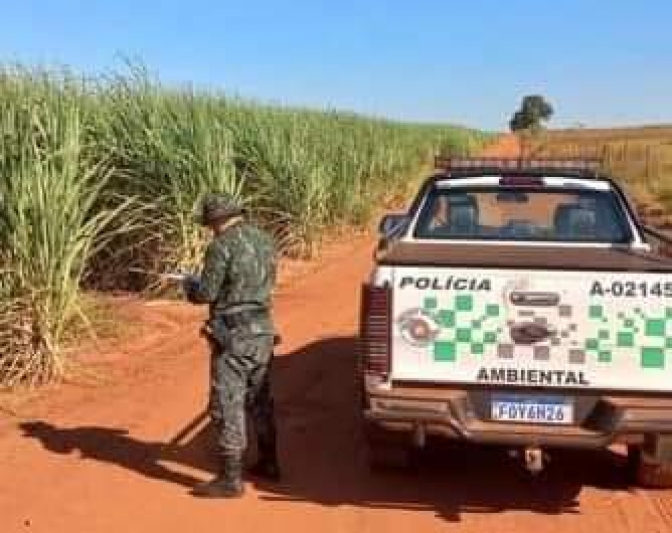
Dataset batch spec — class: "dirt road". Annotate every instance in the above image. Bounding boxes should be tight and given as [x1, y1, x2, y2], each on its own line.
[2, 135, 672, 533]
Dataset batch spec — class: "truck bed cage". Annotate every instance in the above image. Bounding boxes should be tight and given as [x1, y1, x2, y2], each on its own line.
[434, 156, 603, 175]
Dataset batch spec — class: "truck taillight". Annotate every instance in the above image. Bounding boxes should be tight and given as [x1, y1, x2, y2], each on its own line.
[359, 283, 392, 380]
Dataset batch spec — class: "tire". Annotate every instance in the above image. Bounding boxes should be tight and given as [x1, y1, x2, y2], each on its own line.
[626, 444, 641, 480]
[629, 440, 672, 489]
[636, 451, 672, 489]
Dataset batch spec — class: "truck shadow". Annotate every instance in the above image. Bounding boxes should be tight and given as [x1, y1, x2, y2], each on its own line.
[256, 335, 635, 522]
[18, 335, 636, 523]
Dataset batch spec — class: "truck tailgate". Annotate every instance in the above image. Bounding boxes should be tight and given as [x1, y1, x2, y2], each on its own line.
[391, 266, 672, 392]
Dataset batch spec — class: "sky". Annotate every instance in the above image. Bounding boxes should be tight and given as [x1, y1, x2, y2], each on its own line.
[1, 1, 671, 131]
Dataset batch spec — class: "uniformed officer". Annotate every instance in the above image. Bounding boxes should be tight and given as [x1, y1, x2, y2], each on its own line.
[183, 192, 280, 498]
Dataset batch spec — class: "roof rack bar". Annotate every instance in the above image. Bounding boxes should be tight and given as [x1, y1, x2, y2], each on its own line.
[434, 156, 603, 173]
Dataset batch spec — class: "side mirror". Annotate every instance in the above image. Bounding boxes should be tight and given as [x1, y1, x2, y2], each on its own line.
[379, 213, 409, 236]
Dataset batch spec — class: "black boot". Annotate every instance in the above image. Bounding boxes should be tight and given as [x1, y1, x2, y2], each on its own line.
[248, 434, 281, 481]
[191, 453, 244, 498]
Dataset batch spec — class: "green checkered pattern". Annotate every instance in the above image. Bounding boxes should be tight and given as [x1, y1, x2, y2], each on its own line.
[419, 295, 671, 370]
[423, 295, 503, 362]
[584, 305, 672, 369]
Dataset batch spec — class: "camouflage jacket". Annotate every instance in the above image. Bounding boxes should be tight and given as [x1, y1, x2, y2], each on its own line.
[186, 221, 277, 334]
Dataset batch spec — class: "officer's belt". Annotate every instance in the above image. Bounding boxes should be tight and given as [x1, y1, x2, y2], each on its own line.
[216, 303, 268, 329]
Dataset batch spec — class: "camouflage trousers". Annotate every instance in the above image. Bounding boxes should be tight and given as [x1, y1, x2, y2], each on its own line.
[208, 333, 276, 456]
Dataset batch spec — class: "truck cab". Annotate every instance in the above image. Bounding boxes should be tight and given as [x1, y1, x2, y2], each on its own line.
[358, 157, 672, 487]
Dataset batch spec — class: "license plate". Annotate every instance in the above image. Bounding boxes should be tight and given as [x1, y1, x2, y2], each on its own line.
[491, 394, 573, 424]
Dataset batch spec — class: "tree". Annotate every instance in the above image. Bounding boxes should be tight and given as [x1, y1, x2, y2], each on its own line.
[509, 95, 554, 132]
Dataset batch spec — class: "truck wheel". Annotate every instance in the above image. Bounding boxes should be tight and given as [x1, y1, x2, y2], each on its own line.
[630, 437, 672, 489]
[626, 445, 641, 479]
[635, 452, 672, 489]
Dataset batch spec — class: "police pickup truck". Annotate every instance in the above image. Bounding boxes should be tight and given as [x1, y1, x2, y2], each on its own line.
[358, 157, 672, 486]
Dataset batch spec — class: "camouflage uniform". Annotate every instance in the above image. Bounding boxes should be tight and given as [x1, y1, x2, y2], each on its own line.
[186, 221, 278, 454]
[184, 193, 279, 498]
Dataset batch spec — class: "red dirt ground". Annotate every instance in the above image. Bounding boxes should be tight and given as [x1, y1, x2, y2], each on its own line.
[2, 135, 672, 533]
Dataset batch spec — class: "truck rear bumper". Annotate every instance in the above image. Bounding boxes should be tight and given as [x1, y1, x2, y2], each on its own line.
[364, 383, 672, 449]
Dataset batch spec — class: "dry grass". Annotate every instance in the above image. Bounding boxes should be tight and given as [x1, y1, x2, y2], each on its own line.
[519, 126, 672, 203]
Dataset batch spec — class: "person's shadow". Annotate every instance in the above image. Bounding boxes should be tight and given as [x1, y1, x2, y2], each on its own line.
[19, 336, 636, 522]
[19, 418, 218, 488]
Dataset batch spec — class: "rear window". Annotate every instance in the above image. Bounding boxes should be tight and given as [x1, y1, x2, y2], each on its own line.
[413, 187, 632, 243]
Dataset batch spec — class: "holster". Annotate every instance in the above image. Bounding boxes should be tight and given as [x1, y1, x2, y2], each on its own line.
[200, 309, 281, 348]
[200, 320, 228, 348]
[221, 309, 267, 330]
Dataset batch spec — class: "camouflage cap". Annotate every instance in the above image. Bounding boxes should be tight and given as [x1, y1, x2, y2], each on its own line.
[195, 192, 244, 226]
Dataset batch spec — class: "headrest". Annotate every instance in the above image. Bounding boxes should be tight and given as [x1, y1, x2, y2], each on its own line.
[554, 204, 596, 238]
[446, 194, 477, 208]
[449, 202, 478, 233]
